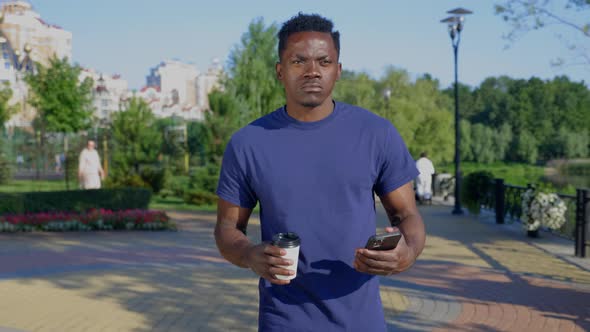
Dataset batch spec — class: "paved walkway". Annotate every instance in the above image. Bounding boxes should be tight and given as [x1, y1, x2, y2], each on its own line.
[0, 205, 589, 331]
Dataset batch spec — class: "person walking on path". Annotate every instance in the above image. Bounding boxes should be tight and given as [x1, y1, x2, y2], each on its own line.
[214, 13, 426, 331]
[78, 140, 104, 189]
[415, 152, 435, 204]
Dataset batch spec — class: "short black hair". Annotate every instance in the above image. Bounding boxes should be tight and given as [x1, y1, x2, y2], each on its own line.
[278, 13, 340, 60]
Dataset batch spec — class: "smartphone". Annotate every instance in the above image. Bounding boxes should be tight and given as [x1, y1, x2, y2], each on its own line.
[365, 232, 402, 251]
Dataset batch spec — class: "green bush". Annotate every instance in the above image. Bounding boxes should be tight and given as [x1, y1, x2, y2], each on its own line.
[0, 153, 13, 185]
[189, 164, 219, 193]
[183, 189, 218, 206]
[140, 166, 168, 193]
[461, 171, 494, 214]
[165, 175, 189, 197]
[0, 187, 151, 214]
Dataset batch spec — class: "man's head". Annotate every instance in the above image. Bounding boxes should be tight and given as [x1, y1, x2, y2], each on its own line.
[276, 13, 342, 109]
[420, 152, 427, 158]
[87, 140, 96, 150]
[278, 13, 340, 61]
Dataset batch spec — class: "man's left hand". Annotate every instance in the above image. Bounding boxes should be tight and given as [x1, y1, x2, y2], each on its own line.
[353, 227, 417, 276]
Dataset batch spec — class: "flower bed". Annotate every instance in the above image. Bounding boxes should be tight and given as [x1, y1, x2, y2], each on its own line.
[0, 209, 174, 232]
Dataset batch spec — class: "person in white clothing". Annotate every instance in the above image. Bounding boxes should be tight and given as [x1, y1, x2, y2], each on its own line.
[78, 140, 105, 189]
[415, 152, 435, 203]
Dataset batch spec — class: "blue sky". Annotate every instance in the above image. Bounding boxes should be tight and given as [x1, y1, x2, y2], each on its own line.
[31, 0, 590, 90]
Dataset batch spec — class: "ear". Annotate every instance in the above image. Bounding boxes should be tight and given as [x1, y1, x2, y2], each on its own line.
[336, 63, 342, 81]
[276, 62, 282, 80]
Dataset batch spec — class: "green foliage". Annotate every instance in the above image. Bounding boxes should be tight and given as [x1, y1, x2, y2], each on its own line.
[110, 97, 162, 183]
[0, 82, 17, 126]
[0, 188, 151, 214]
[200, 90, 241, 165]
[183, 164, 220, 206]
[228, 17, 284, 123]
[557, 128, 589, 158]
[0, 153, 13, 184]
[64, 149, 79, 189]
[470, 124, 496, 163]
[25, 56, 94, 133]
[183, 190, 219, 206]
[459, 120, 474, 162]
[461, 171, 495, 214]
[513, 130, 538, 164]
[139, 166, 168, 194]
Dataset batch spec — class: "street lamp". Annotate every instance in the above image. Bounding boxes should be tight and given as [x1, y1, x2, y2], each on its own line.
[441, 7, 472, 215]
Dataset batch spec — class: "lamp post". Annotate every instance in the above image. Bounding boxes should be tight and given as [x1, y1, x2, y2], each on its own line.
[441, 7, 472, 215]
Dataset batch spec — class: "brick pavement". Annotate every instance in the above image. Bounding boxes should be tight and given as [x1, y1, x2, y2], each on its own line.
[0, 206, 588, 331]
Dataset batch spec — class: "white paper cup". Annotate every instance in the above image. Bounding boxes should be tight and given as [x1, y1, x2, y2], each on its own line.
[272, 232, 300, 280]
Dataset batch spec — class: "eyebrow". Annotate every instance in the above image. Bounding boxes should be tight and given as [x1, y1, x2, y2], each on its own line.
[292, 54, 331, 60]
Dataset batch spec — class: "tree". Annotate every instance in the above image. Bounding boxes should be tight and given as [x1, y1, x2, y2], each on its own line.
[459, 120, 474, 161]
[471, 124, 496, 163]
[512, 130, 539, 163]
[200, 90, 241, 165]
[495, 0, 590, 67]
[25, 56, 94, 134]
[494, 123, 514, 161]
[228, 18, 284, 123]
[0, 82, 17, 127]
[110, 97, 162, 183]
[25, 56, 94, 187]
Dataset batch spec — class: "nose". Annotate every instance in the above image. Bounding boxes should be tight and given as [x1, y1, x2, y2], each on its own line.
[303, 61, 321, 79]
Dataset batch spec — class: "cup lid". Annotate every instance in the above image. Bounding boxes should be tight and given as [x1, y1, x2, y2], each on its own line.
[272, 232, 300, 248]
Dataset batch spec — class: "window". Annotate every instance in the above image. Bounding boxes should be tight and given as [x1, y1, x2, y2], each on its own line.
[4, 62, 10, 69]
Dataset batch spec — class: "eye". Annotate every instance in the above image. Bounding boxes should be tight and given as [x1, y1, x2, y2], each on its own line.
[320, 59, 332, 66]
[292, 59, 304, 65]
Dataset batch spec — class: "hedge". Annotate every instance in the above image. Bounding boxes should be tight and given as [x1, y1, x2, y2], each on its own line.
[0, 187, 151, 214]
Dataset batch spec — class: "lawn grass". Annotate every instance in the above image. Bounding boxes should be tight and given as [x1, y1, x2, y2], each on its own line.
[0, 179, 69, 192]
[149, 195, 217, 212]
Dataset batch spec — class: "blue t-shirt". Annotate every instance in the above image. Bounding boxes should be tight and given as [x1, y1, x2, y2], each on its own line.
[217, 101, 418, 331]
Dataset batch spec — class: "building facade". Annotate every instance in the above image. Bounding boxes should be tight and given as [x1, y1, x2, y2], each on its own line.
[0, 1, 73, 128]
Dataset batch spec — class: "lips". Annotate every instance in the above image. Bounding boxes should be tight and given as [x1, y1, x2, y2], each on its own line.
[301, 83, 322, 92]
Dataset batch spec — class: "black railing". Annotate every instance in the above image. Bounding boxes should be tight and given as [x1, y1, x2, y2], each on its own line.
[488, 178, 589, 258]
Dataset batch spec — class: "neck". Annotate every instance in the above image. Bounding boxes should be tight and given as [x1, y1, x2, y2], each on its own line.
[285, 99, 334, 122]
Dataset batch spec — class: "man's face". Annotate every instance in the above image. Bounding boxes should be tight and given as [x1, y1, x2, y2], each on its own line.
[88, 141, 95, 150]
[276, 31, 342, 108]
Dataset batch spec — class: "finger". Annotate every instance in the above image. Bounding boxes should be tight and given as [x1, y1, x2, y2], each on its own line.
[354, 257, 390, 276]
[263, 244, 286, 256]
[358, 248, 399, 261]
[356, 253, 396, 271]
[385, 226, 399, 233]
[268, 266, 295, 278]
[267, 256, 294, 266]
[265, 274, 291, 285]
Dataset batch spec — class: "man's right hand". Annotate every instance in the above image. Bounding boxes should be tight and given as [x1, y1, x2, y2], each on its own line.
[243, 243, 294, 285]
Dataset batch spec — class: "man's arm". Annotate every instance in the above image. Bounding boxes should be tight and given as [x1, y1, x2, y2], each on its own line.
[353, 182, 426, 275]
[214, 198, 294, 284]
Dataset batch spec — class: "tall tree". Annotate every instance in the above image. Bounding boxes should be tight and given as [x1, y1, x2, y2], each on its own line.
[25, 56, 94, 134]
[25, 56, 94, 186]
[228, 18, 284, 123]
[110, 97, 162, 177]
[495, 0, 590, 67]
[200, 90, 241, 165]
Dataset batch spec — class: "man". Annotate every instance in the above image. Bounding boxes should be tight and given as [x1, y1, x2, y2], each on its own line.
[78, 140, 104, 189]
[415, 152, 435, 204]
[215, 13, 425, 331]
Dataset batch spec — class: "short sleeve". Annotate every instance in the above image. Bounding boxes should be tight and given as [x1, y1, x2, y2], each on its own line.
[216, 138, 258, 208]
[374, 124, 419, 196]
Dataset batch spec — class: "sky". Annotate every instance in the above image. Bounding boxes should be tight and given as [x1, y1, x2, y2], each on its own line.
[29, 0, 590, 90]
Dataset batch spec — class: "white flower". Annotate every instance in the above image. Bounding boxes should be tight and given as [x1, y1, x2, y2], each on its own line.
[521, 189, 567, 231]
